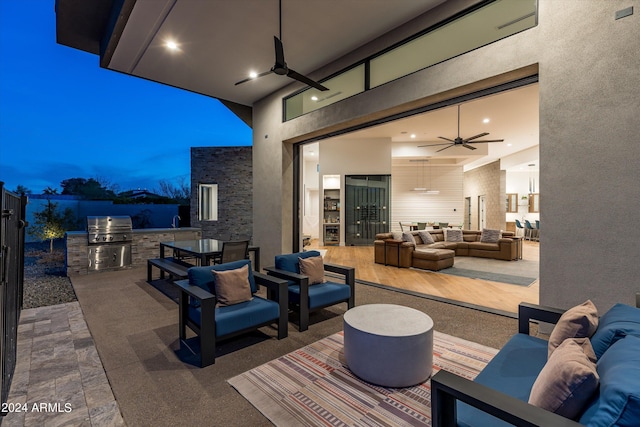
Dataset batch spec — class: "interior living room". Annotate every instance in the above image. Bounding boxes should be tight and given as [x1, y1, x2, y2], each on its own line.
[4, 1, 636, 426]
[299, 83, 540, 312]
[301, 83, 540, 244]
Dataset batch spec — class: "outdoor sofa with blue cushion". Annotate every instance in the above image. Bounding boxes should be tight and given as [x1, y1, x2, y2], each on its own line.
[173, 259, 288, 367]
[431, 301, 640, 426]
[264, 250, 355, 332]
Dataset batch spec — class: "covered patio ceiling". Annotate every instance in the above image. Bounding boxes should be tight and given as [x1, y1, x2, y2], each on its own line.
[57, 0, 538, 169]
[56, 0, 446, 107]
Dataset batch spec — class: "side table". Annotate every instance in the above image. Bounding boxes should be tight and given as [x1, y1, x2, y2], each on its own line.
[384, 239, 403, 267]
[511, 236, 523, 260]
[344, 304, 434, 387]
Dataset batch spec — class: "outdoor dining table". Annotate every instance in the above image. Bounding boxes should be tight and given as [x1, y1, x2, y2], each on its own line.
[159, 239, 260, 270]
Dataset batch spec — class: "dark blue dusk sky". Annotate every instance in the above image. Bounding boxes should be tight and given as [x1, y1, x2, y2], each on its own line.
[0, 0, 252, 195]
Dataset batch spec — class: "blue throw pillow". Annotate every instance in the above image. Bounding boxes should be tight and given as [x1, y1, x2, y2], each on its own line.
[590, 303, 640, 359]
[578, 335, 640, 426]
[275, 250, 320, 274]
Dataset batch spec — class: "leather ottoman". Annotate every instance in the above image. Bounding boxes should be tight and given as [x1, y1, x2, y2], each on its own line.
[412, 248, 455, 271]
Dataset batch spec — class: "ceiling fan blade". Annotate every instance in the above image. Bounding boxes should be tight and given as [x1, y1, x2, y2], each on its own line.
[462, 144, 477, 150]
[418, 142, 455, 147]
[464, 132, 489, 142]
[274, 36, 285, 68]
[467, 139, 505, 144]
[436, 144, 455, 153]
[438, 136, 455, 142]
[234, 70, 273, 86]
[287, 69, 329, 91]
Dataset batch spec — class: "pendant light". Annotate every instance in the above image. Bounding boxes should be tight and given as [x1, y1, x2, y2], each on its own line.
[411, 159, 439, 194]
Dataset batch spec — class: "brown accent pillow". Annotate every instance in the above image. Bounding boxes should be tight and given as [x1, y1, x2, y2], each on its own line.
[548, 300, 598, 358]
[211, 264, 253, 306]
[298, 256, 325, 285]
[571, 337, 597, 363]
[529, 338, 599, 419]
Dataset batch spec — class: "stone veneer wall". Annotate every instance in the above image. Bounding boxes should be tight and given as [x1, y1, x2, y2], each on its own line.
[191, 146, 253, 241]
[65, 228, 201, 276]
[463, 161, 506, 231]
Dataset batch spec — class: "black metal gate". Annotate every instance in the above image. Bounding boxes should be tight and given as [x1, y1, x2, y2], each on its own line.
[0, 182, 26, 411]
[345, 175, 391, 246]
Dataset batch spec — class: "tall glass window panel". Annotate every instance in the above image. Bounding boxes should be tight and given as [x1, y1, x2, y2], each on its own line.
[370, 0, 537, 88]
[198, 184, 218, 221]
[283, 0, 536, 121]
[284, 64, 365, 121]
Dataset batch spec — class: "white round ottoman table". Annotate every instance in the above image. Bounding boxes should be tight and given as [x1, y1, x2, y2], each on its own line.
[343, 304, 434, 387]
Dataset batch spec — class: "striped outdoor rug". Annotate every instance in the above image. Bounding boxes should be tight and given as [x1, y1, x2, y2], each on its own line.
[228, 331, 498, 426]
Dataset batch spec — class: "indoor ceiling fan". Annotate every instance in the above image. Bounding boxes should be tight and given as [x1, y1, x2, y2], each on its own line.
[234, 0, 329, 92]
[418, 105, 504, 152]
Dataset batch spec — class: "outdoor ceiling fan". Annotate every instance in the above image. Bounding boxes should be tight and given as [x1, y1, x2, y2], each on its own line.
[418, 105, 504, 152]
[234, 0, 329, 92]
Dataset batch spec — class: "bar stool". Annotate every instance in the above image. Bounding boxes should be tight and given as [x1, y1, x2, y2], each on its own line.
[524, 220, 537, 241]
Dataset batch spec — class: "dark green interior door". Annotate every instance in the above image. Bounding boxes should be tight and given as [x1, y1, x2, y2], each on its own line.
[345, 175, 390, 245]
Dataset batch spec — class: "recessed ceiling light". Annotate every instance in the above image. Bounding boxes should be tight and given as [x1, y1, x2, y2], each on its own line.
[507, 143, 512, 147]
[249, 71, 258, 79]
[410, 134, 416, 139]
[483, 118, 490, 124]
[166, 40, 179, 51]
[311, 96, 319, 101]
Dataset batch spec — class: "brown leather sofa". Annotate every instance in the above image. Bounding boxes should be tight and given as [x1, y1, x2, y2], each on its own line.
[374, 229, 517, 269]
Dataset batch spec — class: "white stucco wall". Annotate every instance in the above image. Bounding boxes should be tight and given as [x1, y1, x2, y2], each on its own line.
[253, 0, 640, 311]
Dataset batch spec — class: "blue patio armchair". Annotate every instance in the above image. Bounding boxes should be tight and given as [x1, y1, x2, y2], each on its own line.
[174, 259, 288, 367]
[265, 250, 355, 332]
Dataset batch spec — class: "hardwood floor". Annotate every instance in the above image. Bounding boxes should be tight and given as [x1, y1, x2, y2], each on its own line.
[311, 241, 540, 314]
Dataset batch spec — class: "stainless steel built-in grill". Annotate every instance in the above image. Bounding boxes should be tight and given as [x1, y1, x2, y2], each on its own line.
[87, 216, 132, 271]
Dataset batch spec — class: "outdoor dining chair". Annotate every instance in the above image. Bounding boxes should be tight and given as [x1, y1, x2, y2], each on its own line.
[211, 240, 249, 265]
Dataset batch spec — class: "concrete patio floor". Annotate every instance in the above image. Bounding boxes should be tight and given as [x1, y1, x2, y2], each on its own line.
[2, 264, 521, 426]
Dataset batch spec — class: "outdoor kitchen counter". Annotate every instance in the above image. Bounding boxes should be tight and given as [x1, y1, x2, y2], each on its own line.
[130, 227, 202, 234]
[65, 227, 202, 276]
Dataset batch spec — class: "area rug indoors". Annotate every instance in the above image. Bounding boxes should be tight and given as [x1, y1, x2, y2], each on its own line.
[228, 331, 498, 426]
[434, 267, 536, 286]
[434, 256, 538, 286]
